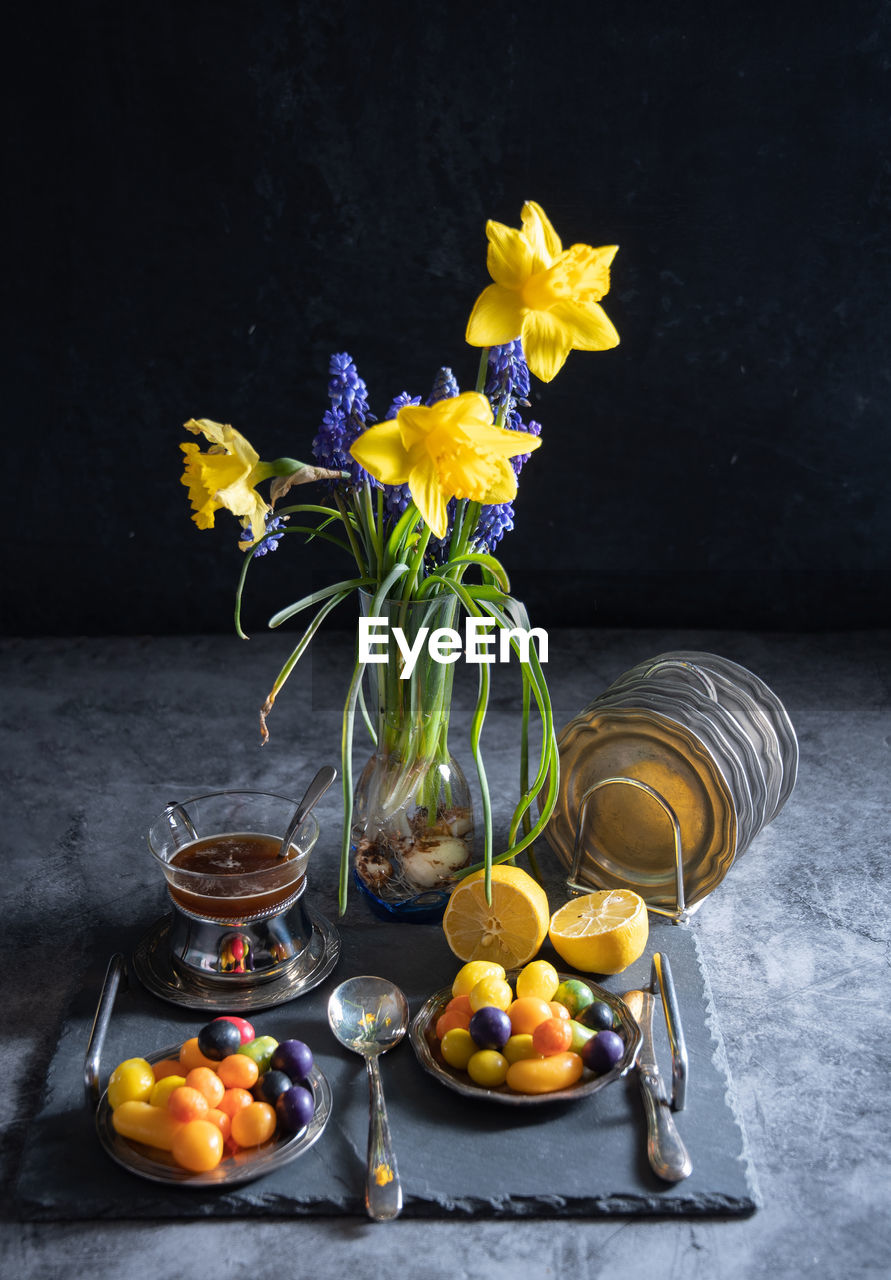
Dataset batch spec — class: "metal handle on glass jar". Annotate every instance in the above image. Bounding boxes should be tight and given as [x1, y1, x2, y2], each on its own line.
[277, 765, 337, 859]
[365, 1054, 403, 1221]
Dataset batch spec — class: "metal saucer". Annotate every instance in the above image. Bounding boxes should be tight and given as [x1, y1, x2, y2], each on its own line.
[132, 904, 340, 1011]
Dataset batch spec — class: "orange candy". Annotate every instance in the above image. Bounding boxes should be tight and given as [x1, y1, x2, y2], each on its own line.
[218, 1087, 254, 1119]
[532, 1016, 573, 1056]
[217, 1053, 259, 1090]
[205, 1107, 232, 1143]
[548, 1001, 571, 1021]
[230, 1101, 277, 1148]
[167, 1085, 210, 1123]
[171, 1119, 224, 1172]
[444, 994, 473, 1017]
[507, 997, 552, 1036]
[185, 1067, 225, 1109]
[152, 1057, 185, 1081]
[505, 1050, 584, 1094]
[435, 1008, 472, 1039]
[179, 1037, 219, 1073]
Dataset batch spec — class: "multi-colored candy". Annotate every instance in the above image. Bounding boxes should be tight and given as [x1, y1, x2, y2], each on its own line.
[108, 1017, 315, 1173]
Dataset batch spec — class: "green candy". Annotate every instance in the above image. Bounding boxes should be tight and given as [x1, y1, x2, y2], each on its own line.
[237, 1034, 278, 1072]
[568, 1019, 596, 1054]
[553, 979, 595, 1017]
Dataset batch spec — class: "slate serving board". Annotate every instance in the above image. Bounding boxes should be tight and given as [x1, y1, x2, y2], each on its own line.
[13, 912, 758, 1219]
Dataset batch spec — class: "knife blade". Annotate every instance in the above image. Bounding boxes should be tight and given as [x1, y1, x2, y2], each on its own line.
[624, 989, 693, 1183]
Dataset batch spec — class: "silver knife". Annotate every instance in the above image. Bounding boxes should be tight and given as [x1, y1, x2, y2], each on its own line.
[623, 989, 693, 1182]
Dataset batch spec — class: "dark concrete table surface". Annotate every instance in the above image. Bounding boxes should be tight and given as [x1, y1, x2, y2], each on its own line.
[1, 629, 888, 1278]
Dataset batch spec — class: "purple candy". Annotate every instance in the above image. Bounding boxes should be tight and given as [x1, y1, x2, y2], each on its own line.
[582, 1029, 625, 1074]
[276, 1084, 315, 1134]
[468, 1005, 512, 1051]
[270, 1038, 314, 1084]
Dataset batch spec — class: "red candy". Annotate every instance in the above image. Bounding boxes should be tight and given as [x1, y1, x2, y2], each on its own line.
[213, 1016, 255, 1045]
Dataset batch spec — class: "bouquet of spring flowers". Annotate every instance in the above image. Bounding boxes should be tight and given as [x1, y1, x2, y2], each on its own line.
[180, 201, 619, 917]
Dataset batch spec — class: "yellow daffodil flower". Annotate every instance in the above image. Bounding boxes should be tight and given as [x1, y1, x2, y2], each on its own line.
[180, 418, 273, 547]
[465, 200, 619, 383]
[349, 391, 541, 538]
[181, 419, 343, 548]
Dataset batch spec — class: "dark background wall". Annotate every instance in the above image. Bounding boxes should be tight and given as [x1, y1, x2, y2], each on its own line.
[9, 0, 891, 636]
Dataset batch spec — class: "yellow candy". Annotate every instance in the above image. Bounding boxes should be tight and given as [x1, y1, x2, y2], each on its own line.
[503, 1033, 538, 1064]
[515, 959, 560, 1002]
[451, 961, 506, 999]
[107, 1058, 155, 1110]
[468, 975, 513, 1013]
[149, 1074, 187, 1108]
[440, 1027, 476, 1070]
[466, 1050, 509, 1087]
[111, 1100, 184, 1150]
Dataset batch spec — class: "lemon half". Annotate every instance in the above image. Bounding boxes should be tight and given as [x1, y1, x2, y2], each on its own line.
[442, 865, 550, 968]
[548, 889, 649, 974]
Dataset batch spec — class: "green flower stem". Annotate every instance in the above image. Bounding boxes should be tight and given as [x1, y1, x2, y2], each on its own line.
[453, 595, 559, 880]
[356, 676, 377, 746]
[401, 525, 432, 601]
[475, 348, 490, 393]
[275, 501, 349, 522]
[334, 490, 367, 576]
[278, 523, 352, 556]
[260, 588, 355, 743]
[339, 650, 367, 914]
[425, 576, 495, 899]
[267, 577, 373, 630]
[520, 676, 531, 836]
[361, 483, 382, 575]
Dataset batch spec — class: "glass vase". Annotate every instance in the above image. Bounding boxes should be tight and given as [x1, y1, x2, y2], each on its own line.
[352, 593, 475, 922]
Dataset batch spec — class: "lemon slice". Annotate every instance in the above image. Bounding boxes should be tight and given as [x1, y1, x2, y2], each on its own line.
[442, 866, 550, 968]
[548, 889, 649, 974]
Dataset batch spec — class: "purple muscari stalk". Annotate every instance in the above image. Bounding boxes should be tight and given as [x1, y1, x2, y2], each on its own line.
[382, 392, 421, 525]
[327, 351, 371, 416]
[485, 339, 531, 412]
[509, 414, 541, 476]
[475, 503, 515, 553]
[422, 369, 463, 557]
[239, 513, 289, 556]
[427, 366, 460, 405]
[474, 413, 540, 553]
[473, 343, 541, 552]
[313, 353, 379, 488]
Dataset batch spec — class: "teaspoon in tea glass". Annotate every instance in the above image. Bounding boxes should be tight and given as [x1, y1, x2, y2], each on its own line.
[327, 975, 409, 1221]
[277, 765, 337, 859]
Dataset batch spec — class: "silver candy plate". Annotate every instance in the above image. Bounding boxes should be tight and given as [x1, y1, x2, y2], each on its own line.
[409, 973, 641, 1106]
[132, 906, 340, 1012]
[95, 1044, 332, 1187]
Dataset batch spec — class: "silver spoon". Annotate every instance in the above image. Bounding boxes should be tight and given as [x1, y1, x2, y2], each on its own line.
[327, 975, 409, 1221]
[277, 765, 337, 859]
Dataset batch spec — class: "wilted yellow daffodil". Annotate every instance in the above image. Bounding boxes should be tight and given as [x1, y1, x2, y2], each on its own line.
[466, 200, 619, 383]
[349, 391, 540, 539]
[180, 418, 273, 547]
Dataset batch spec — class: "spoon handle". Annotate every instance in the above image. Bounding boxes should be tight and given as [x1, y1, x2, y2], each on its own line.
[365, 1055, 402, 1221]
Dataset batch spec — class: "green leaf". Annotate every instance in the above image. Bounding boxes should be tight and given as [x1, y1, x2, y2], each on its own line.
[259, 589, 354, 741]
[338, 653, 366, 915]
[268, 578, 372, 630]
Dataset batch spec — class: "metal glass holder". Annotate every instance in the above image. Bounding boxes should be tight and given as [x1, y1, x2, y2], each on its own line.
[567, 775, 689, 924]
